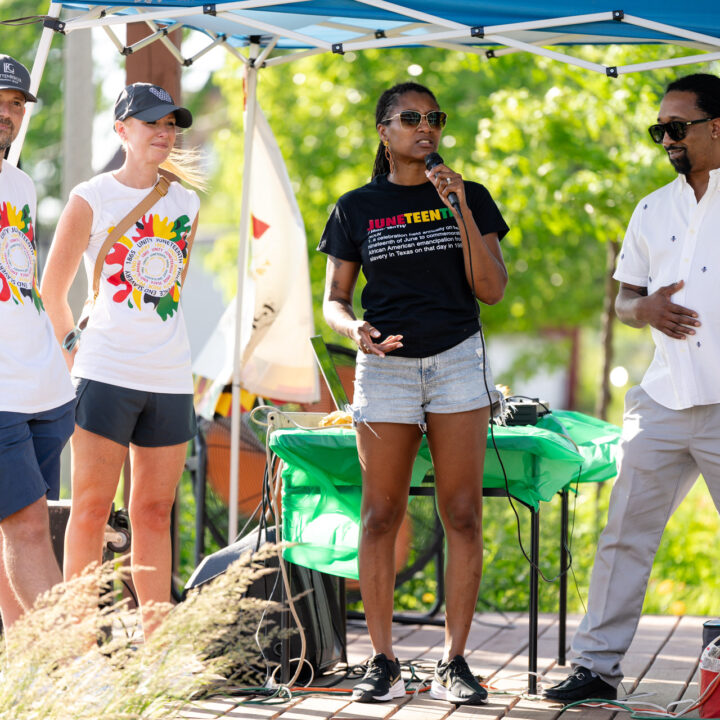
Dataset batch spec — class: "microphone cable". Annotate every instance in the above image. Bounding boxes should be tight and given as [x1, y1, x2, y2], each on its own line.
[457, 196, 576, 585]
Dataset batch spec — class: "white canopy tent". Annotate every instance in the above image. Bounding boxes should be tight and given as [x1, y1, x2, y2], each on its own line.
[8, 0, 720, 540]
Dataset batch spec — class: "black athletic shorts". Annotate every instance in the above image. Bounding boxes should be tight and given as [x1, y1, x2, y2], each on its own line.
[75, 378, 196, 448]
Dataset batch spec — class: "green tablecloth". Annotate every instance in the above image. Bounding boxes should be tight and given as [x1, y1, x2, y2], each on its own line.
[270, 410, 620, 579]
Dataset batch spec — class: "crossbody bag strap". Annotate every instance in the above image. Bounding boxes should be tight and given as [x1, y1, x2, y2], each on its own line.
[179, 213, 199, 289]
[91, 175, 170, 302]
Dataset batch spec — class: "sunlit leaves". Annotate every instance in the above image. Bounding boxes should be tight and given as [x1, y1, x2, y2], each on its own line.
[205, 42, 718, 339]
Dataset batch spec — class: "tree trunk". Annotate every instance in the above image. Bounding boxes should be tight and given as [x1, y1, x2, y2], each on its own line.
[595, 239, 620, 422]
[593, 239, 620, 537]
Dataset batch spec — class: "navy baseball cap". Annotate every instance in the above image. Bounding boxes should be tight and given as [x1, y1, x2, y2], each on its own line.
[0, 55, 36, 102]
[114, 82, 192, 128]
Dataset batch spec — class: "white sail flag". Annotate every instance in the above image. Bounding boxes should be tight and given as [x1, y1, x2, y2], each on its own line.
[193, 103, 319, 417]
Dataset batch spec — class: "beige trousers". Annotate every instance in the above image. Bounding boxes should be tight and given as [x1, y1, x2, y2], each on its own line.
[570, 385, 720, 687]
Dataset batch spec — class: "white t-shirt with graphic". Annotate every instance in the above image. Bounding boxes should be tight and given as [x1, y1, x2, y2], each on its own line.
[70, 172, 200, 393]
[0, 160, 74, 413]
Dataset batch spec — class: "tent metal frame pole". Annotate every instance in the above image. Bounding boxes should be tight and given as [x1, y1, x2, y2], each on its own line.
[102, 24, 127, 54]
[8, 1, 62, 166]
[210, 12, 331, 50]
[486, 34, 637, 58]
[340, 28, 475, 52]
[137, 19, 189, 65]
[616, 51, 720, 75]
[484, 11, 613, 35]
[51, 2, 720, 78]
[623, 13, 720, 48]
[219, 35, 251, 64]
[186, 32, 231, 64]
[485, 34, 608, 74]
[228, 47, 260, 544]
[254, 35, 279, 66]
[63, 0, 303, 31]
[264, 47, 326, 67]
[354, 0, 466, 31]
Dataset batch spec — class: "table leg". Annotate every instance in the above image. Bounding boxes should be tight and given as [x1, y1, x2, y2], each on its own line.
[529, 507, 539, 694]
[339, 577, 348, 664]
[559, 489, 569, 665]
[192, 432, 207, 566]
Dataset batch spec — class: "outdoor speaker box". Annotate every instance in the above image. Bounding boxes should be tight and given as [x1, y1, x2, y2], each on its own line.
[48, 499, 72, 567]
[47, 500, 121, 566]
[185, 526, 346, 680]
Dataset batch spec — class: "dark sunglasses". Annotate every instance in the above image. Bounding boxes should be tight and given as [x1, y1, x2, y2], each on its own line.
[382, 110, 447, 129]
[648, 116, 714, 144]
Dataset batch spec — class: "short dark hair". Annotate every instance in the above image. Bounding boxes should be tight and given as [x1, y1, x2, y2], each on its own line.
[666, 73, 720, 119]
[372, 82, 438, 178]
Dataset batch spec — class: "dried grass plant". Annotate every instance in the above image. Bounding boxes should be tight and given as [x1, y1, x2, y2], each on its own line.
[0, 544, 283, 719]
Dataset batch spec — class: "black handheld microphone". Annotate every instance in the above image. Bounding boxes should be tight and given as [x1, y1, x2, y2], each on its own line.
[425, 151, 461, 214]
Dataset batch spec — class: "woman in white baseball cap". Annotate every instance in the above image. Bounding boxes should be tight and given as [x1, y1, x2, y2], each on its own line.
[42, 82, 204, 637]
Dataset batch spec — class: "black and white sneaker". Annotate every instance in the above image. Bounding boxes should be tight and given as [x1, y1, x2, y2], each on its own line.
[352, 653, 405, 703]
[543, 666, 617, 704]
[430, 655, 488, 705]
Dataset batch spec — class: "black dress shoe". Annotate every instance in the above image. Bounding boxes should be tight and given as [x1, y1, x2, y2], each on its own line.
[543, 666, 617, 704]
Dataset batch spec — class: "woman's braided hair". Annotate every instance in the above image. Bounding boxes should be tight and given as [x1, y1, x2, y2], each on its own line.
[372, 82, 439, 178]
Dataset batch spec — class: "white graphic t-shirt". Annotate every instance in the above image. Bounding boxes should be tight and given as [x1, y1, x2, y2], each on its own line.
[0, 160, 74, 413]
[70, 173, 200, 393]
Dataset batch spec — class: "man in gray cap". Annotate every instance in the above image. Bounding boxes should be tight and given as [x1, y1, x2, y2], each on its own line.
[0, 54, 75, 632]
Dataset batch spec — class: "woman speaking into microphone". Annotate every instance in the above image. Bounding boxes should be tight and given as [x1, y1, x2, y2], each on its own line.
[319, 82, 509, 705]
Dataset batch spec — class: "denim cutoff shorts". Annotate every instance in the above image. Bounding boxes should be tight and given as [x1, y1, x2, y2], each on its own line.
[352, 331, 502, 429]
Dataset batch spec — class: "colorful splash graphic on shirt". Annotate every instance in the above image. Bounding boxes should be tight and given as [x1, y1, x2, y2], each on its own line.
[0, 201, 42, 312]
[105, 212, 192, 321]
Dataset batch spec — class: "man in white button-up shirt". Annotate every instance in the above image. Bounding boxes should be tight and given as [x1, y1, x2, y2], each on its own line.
[546, 73, 720, 704]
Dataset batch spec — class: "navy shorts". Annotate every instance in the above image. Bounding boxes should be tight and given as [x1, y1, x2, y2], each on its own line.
[75, 378, 197, 448]
[0, 399, 75, 522]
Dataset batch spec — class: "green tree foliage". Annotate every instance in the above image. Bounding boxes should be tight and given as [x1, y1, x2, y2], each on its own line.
[205, 44, 711, 341]
[1, 1, 64, 207]
[202, 45, 720, 617]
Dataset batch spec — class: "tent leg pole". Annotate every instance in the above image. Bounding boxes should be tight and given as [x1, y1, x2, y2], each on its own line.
[9, 1, 62, 166]
[228, 48, 259, 544]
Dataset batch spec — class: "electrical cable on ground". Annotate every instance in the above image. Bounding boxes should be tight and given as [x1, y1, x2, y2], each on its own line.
[554, 676, 720, 720]
[265, 419, 308, 690]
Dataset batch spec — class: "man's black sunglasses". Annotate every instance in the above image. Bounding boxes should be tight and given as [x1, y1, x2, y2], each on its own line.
[648, 117, 715, 144]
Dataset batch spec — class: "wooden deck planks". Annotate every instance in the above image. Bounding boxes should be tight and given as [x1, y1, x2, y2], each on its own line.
[679, 664, 702, 719]
[276, 696, 354, 720]
[177, 613, 709, 719]
[621, 615, 704, 718]
[490, 615, 591, 720]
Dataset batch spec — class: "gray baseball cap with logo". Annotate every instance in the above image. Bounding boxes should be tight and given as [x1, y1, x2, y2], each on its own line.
[114, 82, 192, 128]
[0, 55, 36, 102]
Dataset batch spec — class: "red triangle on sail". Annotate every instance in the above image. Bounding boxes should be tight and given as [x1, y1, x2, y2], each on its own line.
[252, 214, 270, 239]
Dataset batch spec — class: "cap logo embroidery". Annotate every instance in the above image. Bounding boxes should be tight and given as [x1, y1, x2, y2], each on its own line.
[149, 87, 172, 103]
[3, 63, 15, 74]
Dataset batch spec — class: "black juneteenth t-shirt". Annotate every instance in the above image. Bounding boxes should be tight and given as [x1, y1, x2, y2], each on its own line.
[318, 174, 509, 358]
